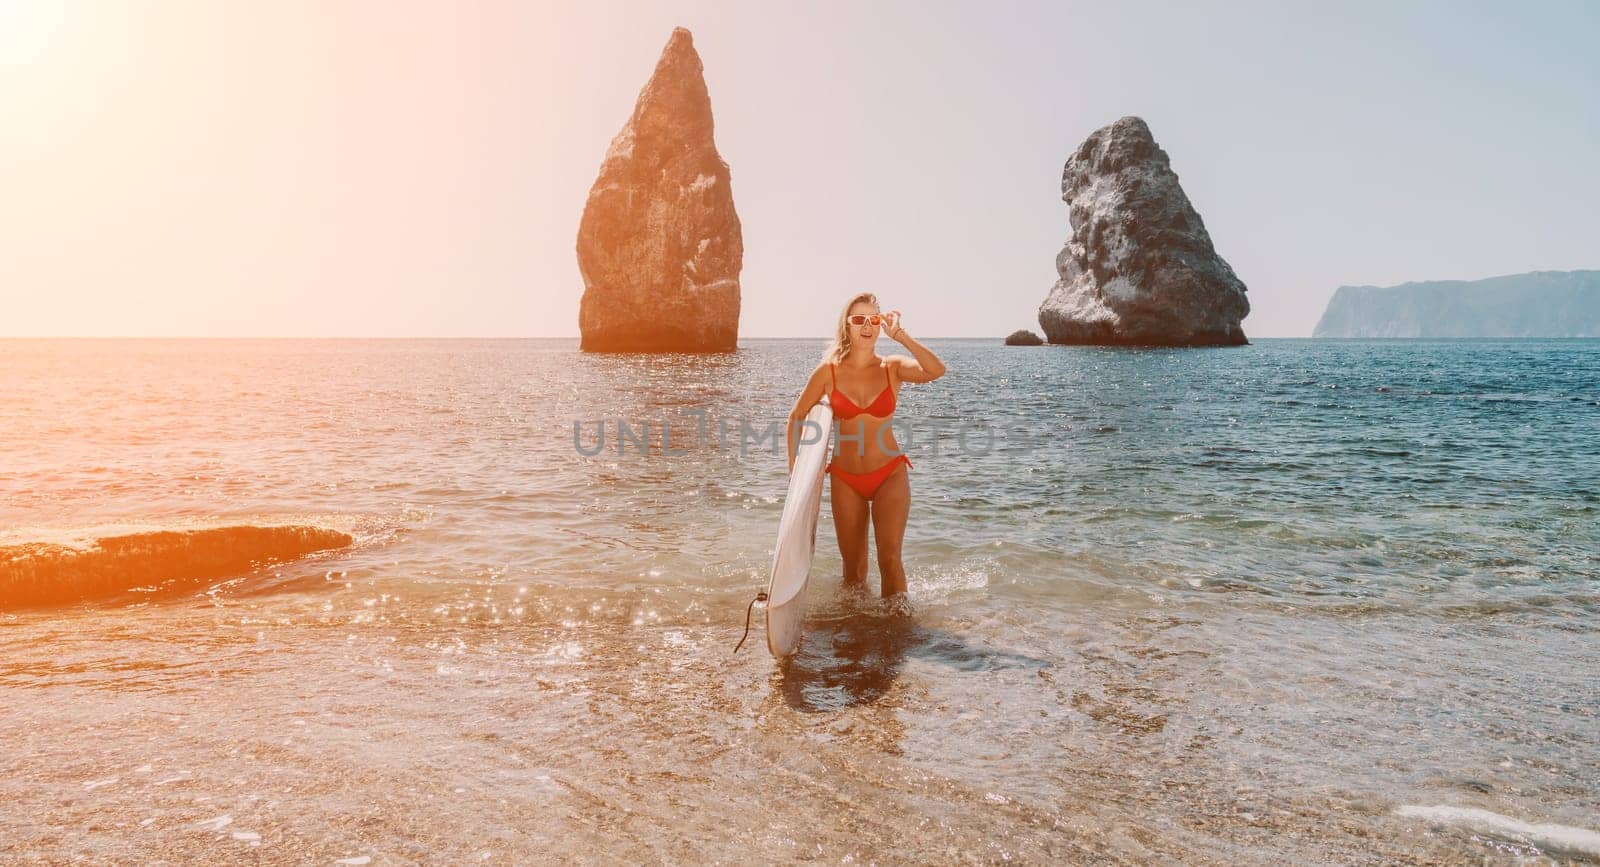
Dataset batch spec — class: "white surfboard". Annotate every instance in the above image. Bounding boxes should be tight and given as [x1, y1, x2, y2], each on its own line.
[765, 395, 834, 657]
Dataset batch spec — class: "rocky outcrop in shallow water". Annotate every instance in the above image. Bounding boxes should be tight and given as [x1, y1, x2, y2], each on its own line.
[576, 27, 743, 353]
[1038, 116, 1249, 346]
[1313, 270, 1600, 337]
[0, 525, 352, 610]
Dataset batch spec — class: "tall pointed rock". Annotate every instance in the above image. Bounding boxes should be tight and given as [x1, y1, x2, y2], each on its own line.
[1038, 116, 1249, 346]
[576, 27, 743, 353]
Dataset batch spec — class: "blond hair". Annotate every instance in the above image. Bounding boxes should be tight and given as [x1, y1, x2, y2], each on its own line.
[820, 291, 879, 365]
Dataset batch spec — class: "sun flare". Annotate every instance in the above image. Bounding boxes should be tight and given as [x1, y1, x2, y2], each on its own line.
[0, 0, 81, 70]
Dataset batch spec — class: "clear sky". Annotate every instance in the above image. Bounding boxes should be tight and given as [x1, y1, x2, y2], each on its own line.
[3, 0, 1596, 338]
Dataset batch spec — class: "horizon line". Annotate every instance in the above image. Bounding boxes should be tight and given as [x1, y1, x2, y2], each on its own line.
[0, 334, 1321, 341]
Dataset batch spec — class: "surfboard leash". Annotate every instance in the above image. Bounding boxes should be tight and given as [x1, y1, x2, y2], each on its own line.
[732, 591, 768, 653]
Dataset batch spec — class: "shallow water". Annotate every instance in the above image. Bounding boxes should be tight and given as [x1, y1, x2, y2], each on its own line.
[1, 337, 1596, 863]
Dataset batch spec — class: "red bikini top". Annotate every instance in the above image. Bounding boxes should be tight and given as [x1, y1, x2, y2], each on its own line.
[831, 362, 895, 419]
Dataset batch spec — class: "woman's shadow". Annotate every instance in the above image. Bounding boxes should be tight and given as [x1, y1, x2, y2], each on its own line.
[774, 584, 1049, 712]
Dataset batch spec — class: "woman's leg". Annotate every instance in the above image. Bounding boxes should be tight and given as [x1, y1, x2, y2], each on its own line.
[870, 464, 911, 597]
[830, 475, 871, 587]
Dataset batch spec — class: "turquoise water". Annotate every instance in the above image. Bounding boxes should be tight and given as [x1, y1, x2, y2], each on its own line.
[1, 338, 1596, 862]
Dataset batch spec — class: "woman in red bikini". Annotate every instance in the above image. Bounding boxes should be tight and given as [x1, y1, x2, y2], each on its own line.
[786, 292, 947, 598]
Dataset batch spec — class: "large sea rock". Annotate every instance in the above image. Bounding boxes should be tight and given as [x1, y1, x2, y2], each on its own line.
[1038, 116, 1249, 346]
[1313, 270, 1600, 337]
[576, 28, 742, 353]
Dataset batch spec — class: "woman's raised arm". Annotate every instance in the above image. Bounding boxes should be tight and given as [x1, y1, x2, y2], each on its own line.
[885, 312, 946, 383]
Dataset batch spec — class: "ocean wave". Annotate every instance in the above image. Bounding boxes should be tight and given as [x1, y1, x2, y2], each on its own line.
[1396, 805, 1600, 860]
[0, 525, 353, 610]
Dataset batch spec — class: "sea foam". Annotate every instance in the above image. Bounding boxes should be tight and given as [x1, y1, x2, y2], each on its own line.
[1396, 804, 1600, 859]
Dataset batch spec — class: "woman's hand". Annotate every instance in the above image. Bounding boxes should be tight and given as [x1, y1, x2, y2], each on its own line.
[885, 312, 948, 382]
[885, 310, 907, 342]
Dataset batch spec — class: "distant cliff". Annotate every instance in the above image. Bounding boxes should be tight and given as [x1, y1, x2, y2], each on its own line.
[1313, 270, 1600, 338]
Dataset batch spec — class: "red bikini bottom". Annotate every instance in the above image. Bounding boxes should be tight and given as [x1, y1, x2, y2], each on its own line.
[826, 454, 913, 500]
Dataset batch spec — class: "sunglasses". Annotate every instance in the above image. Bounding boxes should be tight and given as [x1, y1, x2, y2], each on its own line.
[847, 314, 884, 327]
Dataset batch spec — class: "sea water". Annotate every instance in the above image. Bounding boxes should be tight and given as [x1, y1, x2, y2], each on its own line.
[1, 337, 1596, 862]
